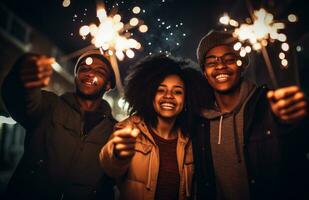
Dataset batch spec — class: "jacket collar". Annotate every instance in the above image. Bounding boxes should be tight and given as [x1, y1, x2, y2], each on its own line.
[60, 92, 113, 118]
[129, 115, 190, 146]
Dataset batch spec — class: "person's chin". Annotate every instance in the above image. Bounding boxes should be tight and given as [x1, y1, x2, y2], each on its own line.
[158, 111, 179, 119]
[76, 88, 103, 100]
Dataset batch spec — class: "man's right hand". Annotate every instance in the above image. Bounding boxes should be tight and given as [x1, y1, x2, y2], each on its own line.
[19, 55, 55, 89]
[111, 126, 140, 160]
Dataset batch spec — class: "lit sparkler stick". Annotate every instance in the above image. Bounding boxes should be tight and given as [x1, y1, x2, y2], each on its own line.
[219, 4, 298, 88]
[78, 1, 148, 94]
[92, 77, 98, 86]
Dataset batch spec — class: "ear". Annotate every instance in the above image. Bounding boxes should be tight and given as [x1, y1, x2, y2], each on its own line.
[202, 69, 208, 80]
[104, 81, 112, 91]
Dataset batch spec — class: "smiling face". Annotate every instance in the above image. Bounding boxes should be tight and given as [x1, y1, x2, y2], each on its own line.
[203, 45, 242, 94]
[153, 74, 185, 120]
[75, 56, 112, 99]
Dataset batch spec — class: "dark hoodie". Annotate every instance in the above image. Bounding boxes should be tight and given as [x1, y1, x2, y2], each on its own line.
[201, 80, 256, 200]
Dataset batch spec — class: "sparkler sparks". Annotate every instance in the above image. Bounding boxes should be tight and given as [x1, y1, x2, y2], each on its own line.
[219, 8, 297, 68]
[79, 4, 147, 61]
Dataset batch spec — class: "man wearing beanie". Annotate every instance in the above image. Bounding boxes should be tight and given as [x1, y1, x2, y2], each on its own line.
[1, 50, 116, 200]
[192, 30, 309, 200]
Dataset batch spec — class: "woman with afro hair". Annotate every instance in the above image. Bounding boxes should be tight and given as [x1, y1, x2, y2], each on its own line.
[99, 54, 210, 200]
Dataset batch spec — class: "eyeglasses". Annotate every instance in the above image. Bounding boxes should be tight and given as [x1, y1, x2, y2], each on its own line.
[204, 53, 238, 68]
[77, 65, 109, 77]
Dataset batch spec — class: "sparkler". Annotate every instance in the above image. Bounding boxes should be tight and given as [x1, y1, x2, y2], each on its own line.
[78, 1, 148, 94]
[219, 8, 298, 88]
[92, 77, 98, 86]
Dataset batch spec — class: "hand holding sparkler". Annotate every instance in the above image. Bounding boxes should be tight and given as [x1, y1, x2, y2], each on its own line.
[267, 86, 307, 123]
[19, 54, 55, 89]
[111, 124, 140, 160]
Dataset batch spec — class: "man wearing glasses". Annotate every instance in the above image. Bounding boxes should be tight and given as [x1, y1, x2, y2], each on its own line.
[192, 30, 309, 200]
[2, 50, 116, 200]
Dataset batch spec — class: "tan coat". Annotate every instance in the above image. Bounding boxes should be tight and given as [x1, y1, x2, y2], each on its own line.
[99, 116, 194, 200]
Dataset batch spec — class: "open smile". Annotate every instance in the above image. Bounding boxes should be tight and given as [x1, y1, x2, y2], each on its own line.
[160, 101, 176, 110]
[81, 77, 98, 86]
[215, 73, 230, 82]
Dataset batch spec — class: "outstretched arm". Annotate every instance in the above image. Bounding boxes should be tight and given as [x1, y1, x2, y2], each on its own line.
[99, 124, 140, 178]
[1, 53, 55, 129]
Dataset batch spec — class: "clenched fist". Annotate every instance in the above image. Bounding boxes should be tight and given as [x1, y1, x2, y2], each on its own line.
[111, 126, 140, 160]
[19, 55, 55, 89]
[267, 86, 307, 124]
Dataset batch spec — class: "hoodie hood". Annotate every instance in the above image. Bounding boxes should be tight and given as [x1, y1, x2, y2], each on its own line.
[201, 80, 256, 120]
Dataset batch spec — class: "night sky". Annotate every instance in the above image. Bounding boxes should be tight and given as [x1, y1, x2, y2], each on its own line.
[1, 0, 309, 81]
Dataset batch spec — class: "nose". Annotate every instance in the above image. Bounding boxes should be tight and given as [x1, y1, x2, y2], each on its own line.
[86, 71, 95, 77]
[163, 90, 174, 99]
[215, 62, 227, 70]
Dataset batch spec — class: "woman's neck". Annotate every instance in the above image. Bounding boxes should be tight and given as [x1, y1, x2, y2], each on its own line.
[153, 117, 178, 140]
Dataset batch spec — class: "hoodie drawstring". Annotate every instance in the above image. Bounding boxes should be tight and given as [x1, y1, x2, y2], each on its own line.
[218, 115, 223, 144]
[217, 114, 242, 163]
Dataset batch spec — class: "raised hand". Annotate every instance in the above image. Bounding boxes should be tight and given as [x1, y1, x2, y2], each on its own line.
[267, 86, 307, 123]
[111, 125, 140, 160]
[19, 55, 55, 89]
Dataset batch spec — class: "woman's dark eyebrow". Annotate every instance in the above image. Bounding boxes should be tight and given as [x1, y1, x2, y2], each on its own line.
[174, 85, 184, 89]
[159, 84, 184, 89]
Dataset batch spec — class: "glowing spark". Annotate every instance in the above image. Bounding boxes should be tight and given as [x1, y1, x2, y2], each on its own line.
[296, 45, 302, 52]
[113, 14, 121, 22]
[80, 25, 90, 36]
[281, 43, 289, 51]
[132, 6, 141, 14]
[229, 19, 239, 27]
[233, 42, 242, 51]
[281, 59, 288, 67]
[62, 0, 70, 7]
[236, 59, 242, 66]
[279, 52, 285, 59]
[240, 48, 247, 57]
[97, 8, 107, 21]
[288, 14, 298, 22]
[278, 33, 287, 42]
[139, 25, 148, 33]
[219, 14, 230, 25]
[245, 46, 252, 53]
[85, 57, 93, 65]
[126, 49, 135, 58]
[130, 18, 139, 26]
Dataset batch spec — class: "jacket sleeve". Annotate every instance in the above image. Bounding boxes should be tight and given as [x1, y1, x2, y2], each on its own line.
[1, 53, 57, 129]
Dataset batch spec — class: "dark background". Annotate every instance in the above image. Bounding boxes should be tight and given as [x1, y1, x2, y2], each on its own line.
[0, 0, 308, 195]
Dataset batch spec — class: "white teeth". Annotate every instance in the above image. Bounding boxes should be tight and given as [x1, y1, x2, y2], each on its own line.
[160, 103, 175, 109]
[215, 74, 229, 82]
[84, 80, 93, 85]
